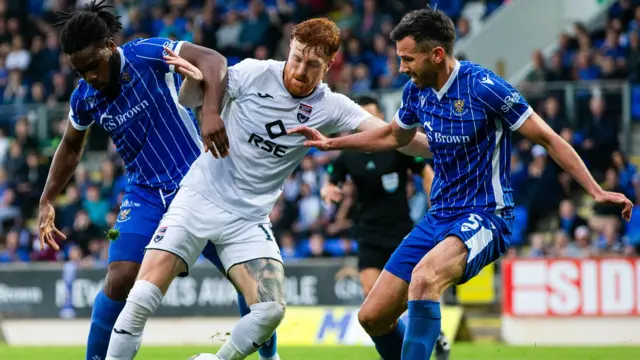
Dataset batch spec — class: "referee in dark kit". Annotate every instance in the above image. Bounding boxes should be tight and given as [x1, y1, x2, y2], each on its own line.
[322, 94, 450, 360]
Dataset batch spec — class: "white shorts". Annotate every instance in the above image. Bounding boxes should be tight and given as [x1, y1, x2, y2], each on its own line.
[145, 186, 282, 274]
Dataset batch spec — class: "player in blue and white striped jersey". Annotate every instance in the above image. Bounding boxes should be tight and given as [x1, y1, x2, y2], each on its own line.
[36, 2, 279, 360]
[291, 6, 633, 360]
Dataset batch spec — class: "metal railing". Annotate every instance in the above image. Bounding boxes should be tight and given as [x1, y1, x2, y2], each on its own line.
[4, 80, 635, 156]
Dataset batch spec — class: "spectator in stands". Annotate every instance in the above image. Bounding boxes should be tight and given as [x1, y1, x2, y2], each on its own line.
[528, 233, 547, 258]
[594, 221, 627, 255]
[558, 199, 588, 237]
[83, 185, 109, 229]
[612, 150, 638, 199]
[573, 225, 594, 257]
[456, 17, 470, 41]
[591, 167, 626, 232]
[293, 183, 323, 239]
[65, 208, 102, 259]
[580, 96, 619, 173]
[0, 230, 29, 263]
[549, 230, 579, 258]
[308, 232, 330, 258]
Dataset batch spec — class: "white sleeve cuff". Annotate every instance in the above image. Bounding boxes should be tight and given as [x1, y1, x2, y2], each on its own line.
[394, 113, 421, 130]
[509, 106, 533, 131]
[68, 112, 92, 131]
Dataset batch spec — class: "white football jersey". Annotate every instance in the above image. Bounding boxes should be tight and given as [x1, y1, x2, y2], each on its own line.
[180, 59, 371, 221]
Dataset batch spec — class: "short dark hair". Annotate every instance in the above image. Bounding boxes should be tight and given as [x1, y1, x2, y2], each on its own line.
[352, 94, 381, 109]
[390, 7, 456, 55]
[55, 0, 123, 55]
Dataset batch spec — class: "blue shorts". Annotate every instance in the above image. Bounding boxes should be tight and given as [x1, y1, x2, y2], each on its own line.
[384, 210, 512, 285]
[110, 185, 222, 271]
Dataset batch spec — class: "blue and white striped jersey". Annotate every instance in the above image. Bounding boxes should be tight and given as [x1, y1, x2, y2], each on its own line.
[395, 60, 532, 217]
[68, 37, 203, 191]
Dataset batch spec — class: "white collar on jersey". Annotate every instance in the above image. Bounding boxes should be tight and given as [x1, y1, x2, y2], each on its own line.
[117, 47, 125, 73]
[433, 59, 460, 101]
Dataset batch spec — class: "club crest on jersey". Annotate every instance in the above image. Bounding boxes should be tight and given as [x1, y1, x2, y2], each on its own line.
[121, 71, 131, 83]
[453, 99, 467, 116]
[297, 103, 313, 123]
[153, 226, 167, 243]
[117, 209, 131, 222]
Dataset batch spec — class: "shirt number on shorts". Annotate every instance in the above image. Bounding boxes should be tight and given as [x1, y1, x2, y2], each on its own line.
[461, 214, 483, 232]
[258, 224, 274, 241]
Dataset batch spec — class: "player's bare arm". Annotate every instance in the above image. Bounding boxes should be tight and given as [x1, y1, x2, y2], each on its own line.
[166, 43, 230, 158]
[355, 116, 431, 157]
[163, 47, 204, 108]
[518, 111, 633, 220]
[38, 123, 90, 251]
[290, 119, 417, 153]
[421, 163, 435, 203]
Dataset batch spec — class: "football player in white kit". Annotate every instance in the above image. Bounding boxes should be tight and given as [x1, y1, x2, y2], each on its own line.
[106, 18, 430, 360]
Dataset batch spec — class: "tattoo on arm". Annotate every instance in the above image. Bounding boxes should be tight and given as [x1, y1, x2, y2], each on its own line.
[243, 258, 285, 303]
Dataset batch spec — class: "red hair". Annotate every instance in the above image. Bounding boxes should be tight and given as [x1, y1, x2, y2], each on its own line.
[291, 18, 341, 58]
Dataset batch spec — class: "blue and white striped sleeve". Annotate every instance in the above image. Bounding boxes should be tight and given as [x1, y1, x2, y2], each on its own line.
[394, 82, 421, 129]
[131, 37, 184, 73]
[68, 87, 93, 131]
[472, 71, 533, 131]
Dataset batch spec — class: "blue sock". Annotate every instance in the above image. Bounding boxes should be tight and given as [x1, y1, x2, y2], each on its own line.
[86, 290, 126, 360]
[401, 300, 441, 360]
[237, 293, 278, 358]
[371, 319, 406, 360]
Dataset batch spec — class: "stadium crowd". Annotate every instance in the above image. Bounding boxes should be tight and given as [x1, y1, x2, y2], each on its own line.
[511, 0, 640, 259]
[3, 0, 639, 266]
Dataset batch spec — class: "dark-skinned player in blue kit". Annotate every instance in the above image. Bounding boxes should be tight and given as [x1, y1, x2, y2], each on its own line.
[37, 2, 279, 360]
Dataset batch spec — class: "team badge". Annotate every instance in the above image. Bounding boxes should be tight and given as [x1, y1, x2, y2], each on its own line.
[153, 226, 167, 243]
[381, 172, 399, 193]
[121, 71, 131, 83]
[453, 99, 467, 116]
[297, 103, 313, 123]
[117, 208, 131, 222]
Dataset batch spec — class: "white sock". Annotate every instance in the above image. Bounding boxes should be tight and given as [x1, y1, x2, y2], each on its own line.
[106, 280, 163, 360]
[217, 302, 285, 360]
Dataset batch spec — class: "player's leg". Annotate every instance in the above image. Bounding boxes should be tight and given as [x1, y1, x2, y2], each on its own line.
[201, 243, 279, 360]
[106, 187, 220, 359]
[358, 222, 436, 360]
[214, 221, 285, 360]
[106, 231, 197, 359]
[86, 258, 139, 360]
[359, 268, 382, 297]
[357, 243, 387, 297]
[86, 191, 163, 360]
[401, 212, 510, 360]
[358, 270, 408, 360]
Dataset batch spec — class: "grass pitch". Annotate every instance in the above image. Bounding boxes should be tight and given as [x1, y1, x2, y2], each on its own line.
[1, 344, 639, 359]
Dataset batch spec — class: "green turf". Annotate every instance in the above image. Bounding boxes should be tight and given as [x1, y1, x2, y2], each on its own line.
[1, 344, 640, 359]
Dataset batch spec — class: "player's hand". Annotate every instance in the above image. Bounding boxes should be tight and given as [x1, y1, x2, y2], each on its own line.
[321, 183, 343, 205]
[37, 202, 64, 252]
[592, 190, 634, 221]
[201, 112, 230, 158]
[288, 126, 333, 151]
[163, 46, 203, 81]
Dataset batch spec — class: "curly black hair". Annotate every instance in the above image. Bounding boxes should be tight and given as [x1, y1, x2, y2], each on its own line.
[55, 0, 123, 54]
